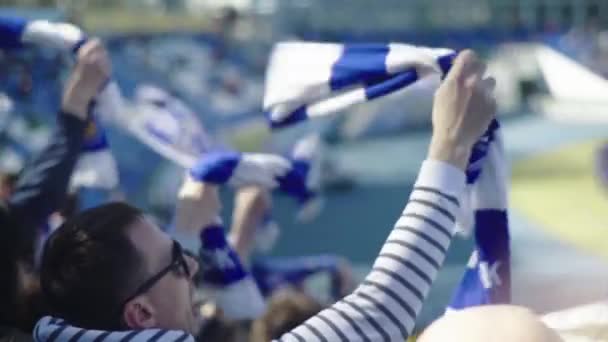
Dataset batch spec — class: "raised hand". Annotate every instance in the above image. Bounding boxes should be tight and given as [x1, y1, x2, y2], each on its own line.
[174, 177, 222, 234]
[429, 50, 497, 170]
[61, 39, 111, 119]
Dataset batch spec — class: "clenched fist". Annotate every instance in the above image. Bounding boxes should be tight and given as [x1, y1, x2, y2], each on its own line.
[429, 50, 497, 170]
[61, 39, 111, 119]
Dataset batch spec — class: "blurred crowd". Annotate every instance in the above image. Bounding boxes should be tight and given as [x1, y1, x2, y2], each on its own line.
[1, 9, 608, 342]
[552, 16, 608, 77]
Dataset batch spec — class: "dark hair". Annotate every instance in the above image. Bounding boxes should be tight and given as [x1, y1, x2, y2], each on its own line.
[0, 241, 42, 333]
[40, 202, 147, 330]
[58, 192, 80, 219]
[0, 207, 46, 332]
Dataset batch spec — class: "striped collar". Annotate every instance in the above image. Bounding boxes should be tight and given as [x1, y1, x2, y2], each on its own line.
[33, 316, 195, 342]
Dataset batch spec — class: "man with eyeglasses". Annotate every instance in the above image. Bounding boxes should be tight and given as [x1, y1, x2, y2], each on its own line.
[34, 50, 497, 341]
[38, 176, 265, 341]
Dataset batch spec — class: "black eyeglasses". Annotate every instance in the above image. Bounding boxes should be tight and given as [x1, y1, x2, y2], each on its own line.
[119, 240, 191, 312]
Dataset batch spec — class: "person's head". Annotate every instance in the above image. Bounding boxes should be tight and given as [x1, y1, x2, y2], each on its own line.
[250, 289, 322, 342]
[418, 305, 563, 342]
[40, 202, 201, 333]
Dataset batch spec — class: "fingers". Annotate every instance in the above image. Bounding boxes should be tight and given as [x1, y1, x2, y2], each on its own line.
[445, 50, 491, 96]
[77, 38, 102, 61]
[479, 76, 497, 115]
[458, 53, 495, 117]
[480, 76, 496, 92]
[429, 47, 498, 169]
[445, 50, 484, 83]
[76, 38, 111, 77]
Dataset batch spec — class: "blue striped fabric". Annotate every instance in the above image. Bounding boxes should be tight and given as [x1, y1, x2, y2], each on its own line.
[186, 134, 321, 213]
[448, 120, 511, 311]
[277, 159, 316, 204]
[197, 225, 267, 320]
[189, 151, 241, 184]
[199, 225, 248, 286]
[466, 119, 500, 184]
[264, 42, 456, 129]
[282, 133, 324, 222]
[330, 44, 392, 91]
[449, 210, 511, 309]
[271, 106, 308, 129]
[365, 70, 420, 100]
[33, 317, 196, 342]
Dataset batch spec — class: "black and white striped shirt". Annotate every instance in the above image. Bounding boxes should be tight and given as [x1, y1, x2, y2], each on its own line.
[32, 159, 464, 342]
[278, 159, 465, 342]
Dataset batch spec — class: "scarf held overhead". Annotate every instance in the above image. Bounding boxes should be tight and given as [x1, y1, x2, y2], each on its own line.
[263, 41, 511, 309]
[263, 42, 456, 128]
[448, 120, 511, 310]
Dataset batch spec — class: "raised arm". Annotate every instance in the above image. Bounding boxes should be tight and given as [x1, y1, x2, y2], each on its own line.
[174, 177, 266, 320]
[228, 186, 272, 263]
[280, 50, 497, 341]
[7, 40, 110, 245]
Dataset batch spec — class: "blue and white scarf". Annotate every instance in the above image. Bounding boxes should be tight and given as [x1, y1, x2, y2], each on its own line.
[280, 133, 325, 222]
[263, 42, 455, 128]
[263, 42, 511, 309]
[33, 317, 195, 342]
[130, 83, 321, 204]
[0, 16, 120, 190]
[448, 120, 511, 310]
[130, 84, 214, 167]
[197, 225, 266, 320]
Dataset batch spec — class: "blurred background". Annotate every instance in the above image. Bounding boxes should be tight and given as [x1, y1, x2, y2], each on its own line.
[2, 0, 608, 328]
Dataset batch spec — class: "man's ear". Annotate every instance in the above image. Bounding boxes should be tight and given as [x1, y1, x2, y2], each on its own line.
[123, 297, 157, 330]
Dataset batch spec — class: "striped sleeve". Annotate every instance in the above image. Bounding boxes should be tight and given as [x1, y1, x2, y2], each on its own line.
[278, 159, 466, 342]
